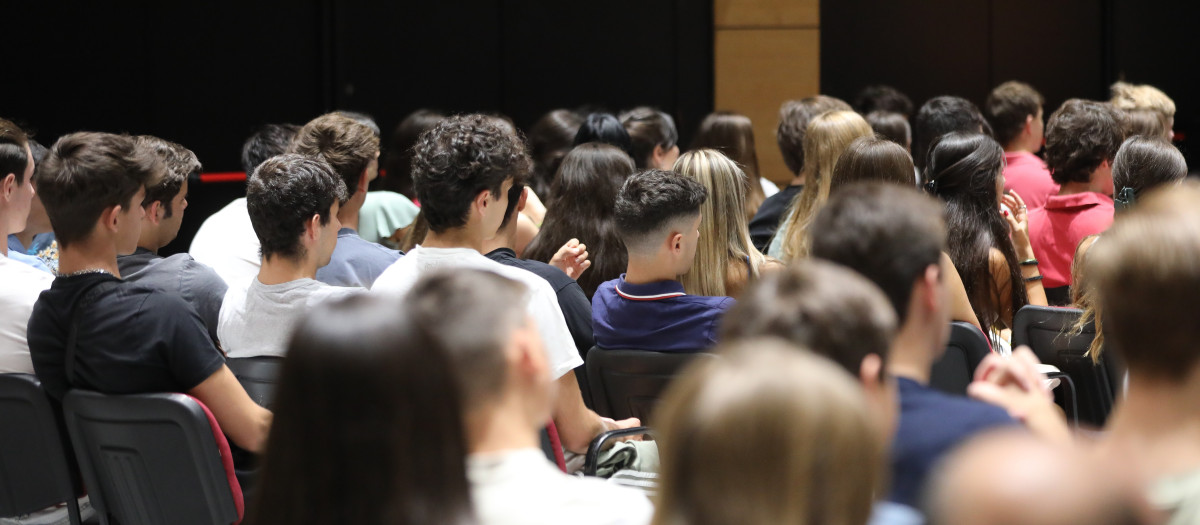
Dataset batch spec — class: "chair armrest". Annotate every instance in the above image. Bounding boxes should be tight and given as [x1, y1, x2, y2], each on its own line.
[584, 426, 653, 476]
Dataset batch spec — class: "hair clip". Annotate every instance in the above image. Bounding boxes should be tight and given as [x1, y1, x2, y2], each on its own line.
[923, 179, 938, 194]
[1114, 186, 1136, 210]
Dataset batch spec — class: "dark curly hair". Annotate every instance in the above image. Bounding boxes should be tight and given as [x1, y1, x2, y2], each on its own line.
[1044, 99, 1124, 185]
[412, 114, 531, 233]
[614, 169, 708, 255]
[247, 154, 347, 260]
[776, 95, 852, 176]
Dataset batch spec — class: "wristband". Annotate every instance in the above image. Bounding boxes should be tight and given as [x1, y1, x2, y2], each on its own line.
[1024, 275, 1044, 283]
[1020, 259, 1038, 266]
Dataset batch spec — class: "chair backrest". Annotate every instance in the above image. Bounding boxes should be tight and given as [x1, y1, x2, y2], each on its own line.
[226, 356, 284, 409]
[1012, 305, 1115, 427]
[0, 374, 85, 524]
[62, 390, 242, 525]
[930, 322, 993, 396]
[585, 348, 710, 425]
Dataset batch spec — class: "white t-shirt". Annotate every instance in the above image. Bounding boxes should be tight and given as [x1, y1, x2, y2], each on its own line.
[0, 252, 54, 373]
[468, 449, 653, 525]
[189, 198, 262, 287]
[760, 177, 780, 197]
[371, 246, 583, 380]
[218, 277, 360, 358]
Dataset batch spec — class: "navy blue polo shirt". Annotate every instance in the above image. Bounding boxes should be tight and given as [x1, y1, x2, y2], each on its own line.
[591, 275, 734, 352]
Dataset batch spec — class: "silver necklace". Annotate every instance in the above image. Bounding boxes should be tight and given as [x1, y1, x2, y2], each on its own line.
[57, 268, 111, 278]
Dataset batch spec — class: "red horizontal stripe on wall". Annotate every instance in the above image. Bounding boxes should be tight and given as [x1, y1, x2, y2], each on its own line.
[199, 172, 247, 184]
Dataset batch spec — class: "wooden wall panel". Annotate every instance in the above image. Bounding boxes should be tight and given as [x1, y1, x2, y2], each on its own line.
[714, 28, 820, 185]
[715, 0, 819, 28]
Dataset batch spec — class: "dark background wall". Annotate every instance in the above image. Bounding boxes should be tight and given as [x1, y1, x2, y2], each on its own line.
[821, 0, 1195, 169]
[3, 1, 713, 254]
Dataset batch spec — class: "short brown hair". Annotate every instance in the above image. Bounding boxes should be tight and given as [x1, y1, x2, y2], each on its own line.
[35, 133, 162, 248]
[810, 183, 946, 324]
[721, 259, 897, 379]
[1044, 99, 1124, 185]
[776, 95, 852, 175]
[402, 269, 530, 409]
[829, 135, 915, 193]
[135, 135, 201, 218]
[619, 106, 678, 169]
[290, 113, 380, 200]
[1089, 180, 1200, 382]
[0, 118, 30, 185]
[985, 81, 1044, 148]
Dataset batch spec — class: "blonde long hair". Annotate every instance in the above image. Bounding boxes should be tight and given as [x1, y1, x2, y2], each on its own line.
[779, 111, 873, 261]
[652, 340, 884, 525]
[674, 149, 768, 296]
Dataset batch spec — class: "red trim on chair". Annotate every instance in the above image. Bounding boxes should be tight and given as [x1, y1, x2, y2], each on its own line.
[187, 395, 245, 524]
[199, 172, 247, 184]
[544, 421, 567, 473]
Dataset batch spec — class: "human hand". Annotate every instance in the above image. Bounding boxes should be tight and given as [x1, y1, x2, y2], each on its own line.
[1001, 191, 1034, 256]
[969, 347, 1071, 443]
[549, 238, 591, 280]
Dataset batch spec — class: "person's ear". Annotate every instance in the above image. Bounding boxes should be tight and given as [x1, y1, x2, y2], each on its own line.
[859, 353, 884, 388]
[305, 214, 322, 243]
[1024, 114, 1035, 134]
[922, 264, 941, 311]
[669, 231, 684, 254]
[357, 171, 370, 195]
[517, 186, 529, 213]
[474, 188, 493, 215]
[1, 173, 15, 200]
[102, 204, 122, 233]
[145, 201, 163, 225]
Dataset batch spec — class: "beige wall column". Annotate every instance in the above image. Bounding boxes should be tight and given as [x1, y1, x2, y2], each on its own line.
[714, 0, 820, 186]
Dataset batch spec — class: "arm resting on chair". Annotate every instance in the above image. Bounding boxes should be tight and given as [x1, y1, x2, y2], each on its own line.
[553, 370, 639, 454]
[189, 365, 274, 453]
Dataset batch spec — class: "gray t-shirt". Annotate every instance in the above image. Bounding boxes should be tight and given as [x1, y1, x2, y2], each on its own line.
[218, 277, 360, 358]
[314, 228, 403, 288]
[118, 248, 228, 345]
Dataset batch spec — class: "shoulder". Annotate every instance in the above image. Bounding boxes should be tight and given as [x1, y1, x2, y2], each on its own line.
[903, 381, 1014, 428]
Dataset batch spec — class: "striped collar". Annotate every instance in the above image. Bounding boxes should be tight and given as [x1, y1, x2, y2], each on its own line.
[614, 275, 687, 301]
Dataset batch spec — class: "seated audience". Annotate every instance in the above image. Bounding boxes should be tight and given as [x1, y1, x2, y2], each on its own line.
[865, 111, 912, 153]
[593, 169, 732, 352]
[337, 111, 420, 247]
[524, 143, 636, 298]
[924, 132, 1047, 346]
[484, 180, 594, 363]
[527, 108, 584, 203]
[769, 110, 873, 260]
[1110, 81, 1175, 141]
[190, 123, 299, 286]
[405, 269, 653, 525]
[828, 136, 982, 330]
[1091, 181, 1200, 524]
[985, 80, 1058, 210]
[7, 139, 56, 273]
[690, 111, 774, 219]
[372, 114, 635, 452]
[289, 112, 401, 287]
[620, 106, 680, 170]
[653, 340, 884, 525]
[248, 294, 475, 525]
[748, 95, 851, 251]
[809, 183, 1066, 507]
[0, 118, 53, 374]
[928, 430, 1155, 525]
[573, 113, 635, 158]
[674, 149, 782, 298]
[116, 136, 227, 345]
[1027, 99, 1124, 303]
[911, 95, 992, 172]
[218, 154, 358, 358]
[27, 132, 270, 453]
[854, 84, 915, 118]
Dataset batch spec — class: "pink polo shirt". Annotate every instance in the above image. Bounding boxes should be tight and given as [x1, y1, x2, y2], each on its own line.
[1027, 192, 1114, 289]
[1003, 151, 1058, 210]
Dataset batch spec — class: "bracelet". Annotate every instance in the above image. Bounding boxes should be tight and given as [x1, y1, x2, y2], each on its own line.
[1020, 259, 1038, 266]
[1024, 275, 1044, 283]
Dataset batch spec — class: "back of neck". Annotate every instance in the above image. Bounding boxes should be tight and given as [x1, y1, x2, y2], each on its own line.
[888, 321, 938, 384]
[58, 243, 122, 278]
[624, 255, 678, 285]
[422, 228, 484, 253]
[257, 255, 317, 285]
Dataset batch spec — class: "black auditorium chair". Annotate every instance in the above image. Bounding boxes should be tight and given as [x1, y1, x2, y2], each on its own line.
[929, 322, 993, 396]
[1012, 305, 1117, 427]
[585, 347, 711, 426]
[0, 374, 89, 525]
[226, 356, 285, 409]
[62, 390, 243, 525]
